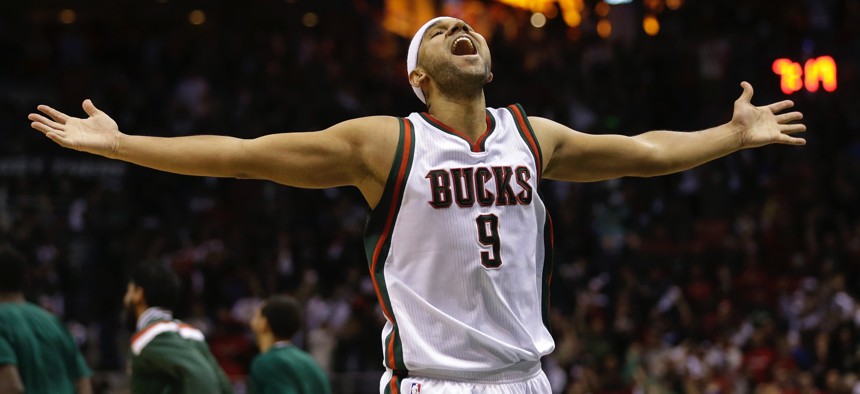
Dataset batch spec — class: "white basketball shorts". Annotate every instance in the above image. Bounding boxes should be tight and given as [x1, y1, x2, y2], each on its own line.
[379, 368, 552, 394]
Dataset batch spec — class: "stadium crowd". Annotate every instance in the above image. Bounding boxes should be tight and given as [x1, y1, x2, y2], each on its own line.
[1, 0, 858, 393]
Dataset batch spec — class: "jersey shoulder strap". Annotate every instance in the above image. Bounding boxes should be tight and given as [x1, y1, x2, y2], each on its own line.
[503, 104, 543, 179]
[131, 321, 177, 355]
[131, 320, 206, 355]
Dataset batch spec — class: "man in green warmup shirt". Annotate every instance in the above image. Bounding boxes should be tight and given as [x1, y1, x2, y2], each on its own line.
[249, 295, 331, 394]
[124, 263, 232, 393]
[0, 245, 92, 394]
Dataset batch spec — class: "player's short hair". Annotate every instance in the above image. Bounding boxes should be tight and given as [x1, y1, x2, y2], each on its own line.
[130, 263, 180, 310]
[0, 245, 27, 293]
[261, 295, 302, 340]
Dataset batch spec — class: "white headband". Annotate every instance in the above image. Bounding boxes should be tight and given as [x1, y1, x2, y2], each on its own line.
[407, 17, 455, 104]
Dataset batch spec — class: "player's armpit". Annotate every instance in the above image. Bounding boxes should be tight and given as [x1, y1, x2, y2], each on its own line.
[0, 364, 24, 394]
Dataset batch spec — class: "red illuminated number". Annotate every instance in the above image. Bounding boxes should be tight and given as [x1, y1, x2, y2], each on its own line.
[772, 58, 803, 94]
[772, 56, 837, 94]
[804, 56, 837, 92]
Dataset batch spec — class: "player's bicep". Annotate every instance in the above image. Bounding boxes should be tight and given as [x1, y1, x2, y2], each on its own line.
[235, 116, 399, 190]
[532, 117, 657, 182]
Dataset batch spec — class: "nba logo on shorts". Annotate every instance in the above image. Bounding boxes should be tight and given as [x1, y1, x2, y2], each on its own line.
[410, 383, 421, 393]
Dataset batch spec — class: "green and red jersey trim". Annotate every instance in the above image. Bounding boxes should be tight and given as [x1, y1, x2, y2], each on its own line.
[506, 104, 543, 180]
[507, 103, 553, 331]
[419, 111, 496, 153]
[364, 117, 415, 382]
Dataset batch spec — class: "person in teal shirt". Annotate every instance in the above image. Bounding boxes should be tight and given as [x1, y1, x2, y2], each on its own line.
[249, 295, 331, 394]
[124, 263, 232, 394]
[0, 245, 92, 394]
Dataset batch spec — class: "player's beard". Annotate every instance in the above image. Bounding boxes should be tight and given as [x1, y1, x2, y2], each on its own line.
[122, 302, 138, 332]
[423, 56, 491, 102]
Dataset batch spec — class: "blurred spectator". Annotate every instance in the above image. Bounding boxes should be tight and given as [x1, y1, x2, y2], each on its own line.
[0, 0, 857, 392]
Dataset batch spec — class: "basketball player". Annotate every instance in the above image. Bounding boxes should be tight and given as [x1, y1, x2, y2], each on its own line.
[0, 245, 92, 394]
[123, 263, 231, 393]
[248, 296, 331, 394]
[28, 16, 805, 394]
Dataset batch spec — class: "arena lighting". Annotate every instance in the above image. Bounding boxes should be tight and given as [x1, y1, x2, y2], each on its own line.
[495, 0, 585, 27]
[530, 12, 547, 28]
[665, 0, 683, 10]
[642, 15, 659, 36]
[188, 10, 205, 25]
[772, 56, 837, 94]
[595, 1, 610, 17]
[58, 9, 76, 24]
[597, 19, 612, 38]
[605, 0, 632, 4]
[302, 12, 319, 27]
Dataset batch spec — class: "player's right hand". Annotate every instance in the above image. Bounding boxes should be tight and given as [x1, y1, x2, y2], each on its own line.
[29, 99, 122, 158]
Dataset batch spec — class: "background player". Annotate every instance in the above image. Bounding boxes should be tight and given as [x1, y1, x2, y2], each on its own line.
[0, 245, 92, 394]
[123, 263, 232, 393]
[248, 295, 331, 394]
[29, 16, 805, 394]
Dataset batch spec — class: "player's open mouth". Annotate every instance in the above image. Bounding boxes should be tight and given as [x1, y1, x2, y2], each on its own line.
[451, 36, 477, 56]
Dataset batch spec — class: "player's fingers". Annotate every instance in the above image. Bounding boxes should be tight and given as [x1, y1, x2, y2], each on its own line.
[28, 113, 65, 130]
[774, 111, 802, 124]
[45, 131, 72, 147]
[36, 105, 69, 124]
[31, 121, 63, 135]
[736, 81, 754, 104]
[766, 100, 794, 114]
[780, 123, 807, 134]
[777, 134, 806, 145]
[82, 99, 101, 117]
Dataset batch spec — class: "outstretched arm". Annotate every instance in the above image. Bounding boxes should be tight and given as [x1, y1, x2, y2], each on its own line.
[29, 100, 399, 206]
[534, 82, 806, 182]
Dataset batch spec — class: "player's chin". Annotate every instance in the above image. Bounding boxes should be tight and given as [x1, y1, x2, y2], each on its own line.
[452, 55, 484, 67]
[454, 59, 488, 73]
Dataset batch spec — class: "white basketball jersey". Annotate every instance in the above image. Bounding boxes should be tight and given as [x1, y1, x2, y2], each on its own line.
[365, 105, 555, 387]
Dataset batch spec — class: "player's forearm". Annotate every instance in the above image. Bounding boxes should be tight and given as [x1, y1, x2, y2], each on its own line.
[633, 122, 742, 176]
[0, 381, 23, 394]
[76, 377, 93, 394]
[111, 134, 248, 178]
[0, 365, 24, 394]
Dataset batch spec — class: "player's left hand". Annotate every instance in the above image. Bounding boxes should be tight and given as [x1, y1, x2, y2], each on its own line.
[730, 81, 806, 148]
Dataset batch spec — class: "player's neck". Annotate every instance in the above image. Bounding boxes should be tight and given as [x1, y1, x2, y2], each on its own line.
[134, 304, 149, 321]
[257, 333, 278, 353]
[426, 93, 487, 140]
[0, 292, 24, 303]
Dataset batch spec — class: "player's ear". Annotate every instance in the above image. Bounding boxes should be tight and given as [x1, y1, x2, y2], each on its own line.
[409, 68, 427, 88]
[486, 72, 493, 83]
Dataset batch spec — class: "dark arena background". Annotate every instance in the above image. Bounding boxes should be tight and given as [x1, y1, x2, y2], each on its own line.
[1, 0, 859, 393]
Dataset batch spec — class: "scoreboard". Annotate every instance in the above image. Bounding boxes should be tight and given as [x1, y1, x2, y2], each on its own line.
[772, 56, 838, 94]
